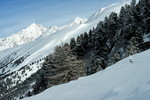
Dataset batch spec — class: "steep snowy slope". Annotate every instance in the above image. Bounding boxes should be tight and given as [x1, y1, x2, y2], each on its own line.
[23, 49, 150, 100]
[0, 0, 134, 83]
[86, 0, 138, 24]
[0, 23, 47, 51]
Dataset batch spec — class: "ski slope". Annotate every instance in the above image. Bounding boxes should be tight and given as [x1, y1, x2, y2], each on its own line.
[23, 49, 150, 100]
[0, 0, 134, 75]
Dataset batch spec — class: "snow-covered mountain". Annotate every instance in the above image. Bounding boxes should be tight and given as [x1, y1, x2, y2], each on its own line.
[0, 0, 133, 77]
[42, 17, 87, 36]
[0, 17, 87, 50]
[22, 49, 150, 100]
[0, 23, 47, 51]
[0, 0, 147, 99]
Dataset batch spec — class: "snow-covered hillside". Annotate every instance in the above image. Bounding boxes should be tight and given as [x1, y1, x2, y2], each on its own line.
[0, 23, 47, 51]
[0, 0, 134, 76]
[23, 49, 150, 100]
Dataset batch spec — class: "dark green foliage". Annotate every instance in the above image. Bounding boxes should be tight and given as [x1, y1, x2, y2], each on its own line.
[75, 36, 85, 56]
[70, 0, 150, 75]
[131, 0, 136, 7]
[70, 38, 76, 53]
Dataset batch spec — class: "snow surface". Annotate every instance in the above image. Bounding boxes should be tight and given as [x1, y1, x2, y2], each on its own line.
[4, 60, 44, 88]
[22, 49, 150, 100]
[143, 33, 150, 42]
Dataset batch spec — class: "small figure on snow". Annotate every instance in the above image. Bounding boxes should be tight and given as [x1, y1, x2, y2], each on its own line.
[129, 56, 133, 63]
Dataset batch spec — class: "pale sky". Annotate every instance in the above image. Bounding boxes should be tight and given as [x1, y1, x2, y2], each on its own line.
[0, 0, 125, 38]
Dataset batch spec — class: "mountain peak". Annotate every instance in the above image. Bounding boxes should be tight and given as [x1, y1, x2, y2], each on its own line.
[18, 23, 47, 37]
[73, 17, 87, 24]
[0, 23, 48, 49]
[26, 23, 44, 30]
[29, 23, 37, 27]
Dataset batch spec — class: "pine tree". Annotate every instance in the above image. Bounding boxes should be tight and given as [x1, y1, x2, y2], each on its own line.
[76, 36, 85, 56]
[70, 38, 76, 54]
[40, 44, 85, 89]
[83, 32, 89, 48]
[131, 0, 136, 7]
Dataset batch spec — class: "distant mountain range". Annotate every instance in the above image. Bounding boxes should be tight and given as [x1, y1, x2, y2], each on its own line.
[0, 17, 87, 51]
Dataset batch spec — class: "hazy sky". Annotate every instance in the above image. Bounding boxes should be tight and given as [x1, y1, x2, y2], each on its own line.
[0, 0, 125, 38]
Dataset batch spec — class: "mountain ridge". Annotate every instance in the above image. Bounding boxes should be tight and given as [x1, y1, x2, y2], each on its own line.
[0, 17, 87, 51]
[0, 23, 47, 51]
